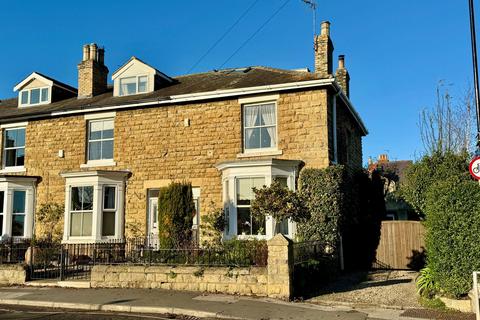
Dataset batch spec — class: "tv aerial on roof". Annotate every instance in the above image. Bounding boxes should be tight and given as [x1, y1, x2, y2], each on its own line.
[301, 0, 318, 36]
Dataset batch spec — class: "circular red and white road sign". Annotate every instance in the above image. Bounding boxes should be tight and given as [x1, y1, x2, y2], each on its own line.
[469, 156, 480, 180]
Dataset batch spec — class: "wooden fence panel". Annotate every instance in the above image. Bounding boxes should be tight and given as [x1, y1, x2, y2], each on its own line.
[374, 221, 425, 270]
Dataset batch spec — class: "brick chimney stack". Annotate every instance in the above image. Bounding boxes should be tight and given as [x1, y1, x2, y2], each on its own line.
[314, 21, 334, 78]
[77, 43, 109, 99]
[378, 154, 389, 163]
[335, 55, 350, 97]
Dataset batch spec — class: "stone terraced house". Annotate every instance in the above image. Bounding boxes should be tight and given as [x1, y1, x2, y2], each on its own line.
[0, 21, 367, 244]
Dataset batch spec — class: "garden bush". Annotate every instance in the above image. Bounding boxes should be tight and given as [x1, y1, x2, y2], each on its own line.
[424, 177, 480, 298]
[158, 182, 195, 248]
[401, 151, 470, 217]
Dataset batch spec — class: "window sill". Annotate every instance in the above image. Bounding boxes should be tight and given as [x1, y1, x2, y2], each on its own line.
[62, 237, 123, 244]
[237, 149, 283, 158]
[80, 160, 116, 168]
[0, 166, 26, 174]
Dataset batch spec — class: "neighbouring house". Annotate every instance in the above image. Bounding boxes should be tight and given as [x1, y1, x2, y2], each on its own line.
[368, 154, 416, 220]
[0, 21, 367, 244]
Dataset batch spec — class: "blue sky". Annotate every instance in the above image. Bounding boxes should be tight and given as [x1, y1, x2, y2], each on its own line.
[0, 1, 474, 163]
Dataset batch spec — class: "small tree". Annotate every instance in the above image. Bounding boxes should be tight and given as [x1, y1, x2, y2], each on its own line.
[251, 180, 310, 234]
[201, 202, 226, 248]
[157, 182, 195, 248]
[36, 202, 64, 242]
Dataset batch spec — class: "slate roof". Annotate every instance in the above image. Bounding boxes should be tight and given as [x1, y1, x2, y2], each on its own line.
[0, 66, 320, 121]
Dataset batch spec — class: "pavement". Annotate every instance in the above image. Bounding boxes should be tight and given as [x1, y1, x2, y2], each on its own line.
[0, 284, 468, 320]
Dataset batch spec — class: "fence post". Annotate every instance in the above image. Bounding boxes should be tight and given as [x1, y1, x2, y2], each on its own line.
[267, 234, 293, 300]
[60, 247, 65, 281]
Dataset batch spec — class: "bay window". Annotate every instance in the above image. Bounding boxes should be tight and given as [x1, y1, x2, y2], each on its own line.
[61, 171, 128, 243]
[216, 159, 301, 240]
[0, 176, 36, 239]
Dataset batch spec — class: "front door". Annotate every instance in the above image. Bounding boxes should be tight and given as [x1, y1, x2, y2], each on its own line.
[147, 189, 159, 248]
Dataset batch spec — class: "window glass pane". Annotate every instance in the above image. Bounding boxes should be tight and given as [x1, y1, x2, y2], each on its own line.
[138, 76, 148, 93]
[89, 121, 103, 140]
[244, 106, 260, 127]
[12, 215, 24, 236]
[102, 120, 114, 139]
[103, 186, 116, 210]
[13, 191, 26, 214]
[245, 128, 260, 149]
[16, 148, 25, 166]
[120, 77, 137, 95]
[41, 88, 49, 102]
[4, 150, 16, 167]
[88, 141, 102, 160]
[82, 186, 93, 210]
[5, 129, 16, 148]
[260, 127, 274, 148]
[260, 104, 276, 125]
[71, 187, 82, 211]
[30, 89, 40, 104]
[70, 212, 82, 236]
[237, 178, 264, 205]
[275, 177, 288, 188]
[252, 214, 265, 235]
[16, 128, 25, 147]
[101, 140, 113, 159]
[0, 191, 3, 214]
[237, 207, 251, 235]
[102, 211, 115, 236]
[21, 91, 29, 104]
[0, 215, 3, 235]
[82, 212, 92, 236]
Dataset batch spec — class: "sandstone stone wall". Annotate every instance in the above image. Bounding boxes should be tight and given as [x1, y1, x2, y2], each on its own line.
[0, 264, 26, 285]
[336, 99, 363, 171]
[90, 234, 292, 299]
[91, 265, 268, 296]
[7, 89, 335, 239]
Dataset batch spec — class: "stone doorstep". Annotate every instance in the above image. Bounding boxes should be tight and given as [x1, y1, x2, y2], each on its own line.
[0, 298, 245, 320]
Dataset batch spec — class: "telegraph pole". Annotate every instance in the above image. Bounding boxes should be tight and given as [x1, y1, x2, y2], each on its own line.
[469, 0, 480, 153]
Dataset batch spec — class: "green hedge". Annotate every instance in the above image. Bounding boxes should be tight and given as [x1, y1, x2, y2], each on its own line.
[297, 166, 348, 244]
[425, 177, 480, 298]
[158, 182, 195, 249]
[297, 166, 384, 271]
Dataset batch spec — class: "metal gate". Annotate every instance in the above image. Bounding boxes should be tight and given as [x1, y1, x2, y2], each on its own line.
[29, 243, 94, 281]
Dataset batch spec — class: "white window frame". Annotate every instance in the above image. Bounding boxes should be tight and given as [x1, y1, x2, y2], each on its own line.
[19, 86, 51, 107]
[0, 177, 36, 240]
[61, 171, 128, 243]
[235, 176, 266, 237]
[242, 101, 278, 154]
[84, 118, 115, 167]
[118, 75, 149, 96]
[69, 185, 94, 237]
[1, 126, 26, 172]
[101, 185, 117, 238]
[216, 159, 301, 241]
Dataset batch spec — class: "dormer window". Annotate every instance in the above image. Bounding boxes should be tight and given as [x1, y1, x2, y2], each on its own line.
[14, 72, 77, 108]
[20, 87, 50, 106]
[119, 75, 148, 96]
[112, 57, 173, 98]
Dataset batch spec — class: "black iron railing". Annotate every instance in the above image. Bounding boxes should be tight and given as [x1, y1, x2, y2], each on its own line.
[292, 240, 338, 266]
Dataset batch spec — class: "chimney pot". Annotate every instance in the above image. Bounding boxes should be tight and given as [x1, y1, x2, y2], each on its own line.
[320, 21, 331, 36]
[82, 45, 90, 61]
[338, 55, 345, 69]
[89, 43, 98, 61]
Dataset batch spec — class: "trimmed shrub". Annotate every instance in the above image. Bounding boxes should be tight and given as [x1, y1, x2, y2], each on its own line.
[297, 166, 384, 271]
[424, 177, 480, 298]
[158, 182, 195, 248]
[401, 152, 470, 217]
[297, 166, 348, 244]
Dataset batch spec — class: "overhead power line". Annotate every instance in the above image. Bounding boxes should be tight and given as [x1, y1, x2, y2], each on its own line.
[218, 0, 292, 70]
[187, 0, 261, 74]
